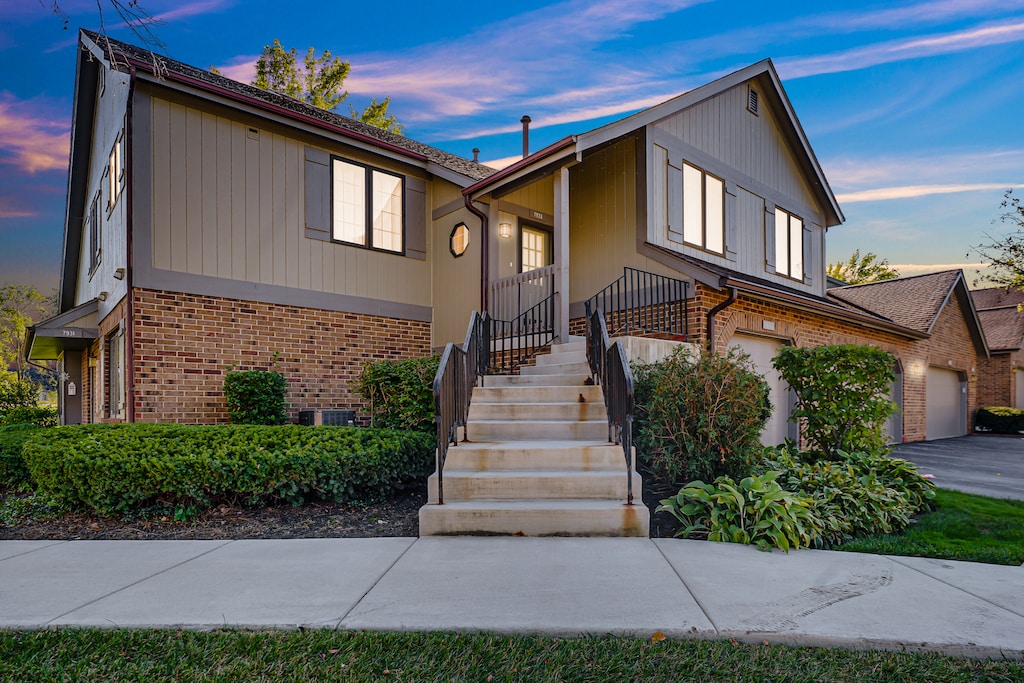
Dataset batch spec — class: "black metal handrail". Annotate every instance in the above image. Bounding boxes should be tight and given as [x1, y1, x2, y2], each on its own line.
[585, 306, 635, 505]
[433, 311, 490, 505]
[584, 267, 689, 338]
[488, 293, 556, 374]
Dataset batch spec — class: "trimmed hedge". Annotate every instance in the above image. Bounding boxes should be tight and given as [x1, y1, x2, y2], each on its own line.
[21, 423, 435, 515]
[976, 407, 1024, 434]
[0, 424, 45, 486]
[352, 356, 439, 433]
[1, 406, 59, 427]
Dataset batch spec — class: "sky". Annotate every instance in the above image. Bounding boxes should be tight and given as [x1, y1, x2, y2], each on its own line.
[1, 0, 1023, 296]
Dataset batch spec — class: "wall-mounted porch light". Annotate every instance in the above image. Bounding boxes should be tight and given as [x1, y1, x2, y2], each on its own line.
[498, 222, 513, 239]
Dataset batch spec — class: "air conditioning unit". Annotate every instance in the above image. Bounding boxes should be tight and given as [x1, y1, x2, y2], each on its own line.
[298, 409, 356, 426]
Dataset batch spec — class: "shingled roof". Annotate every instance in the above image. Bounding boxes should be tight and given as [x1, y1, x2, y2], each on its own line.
[971, 287, 1024, 352]
[828, 270, 963, 334]
[971, 286, 1024, 311]
[82, 30, 495, 182]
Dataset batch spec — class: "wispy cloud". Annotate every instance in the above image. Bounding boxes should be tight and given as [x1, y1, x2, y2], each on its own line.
[891, 262, 989, 276]
[0, 94, 69, 174]
[778, 19, 1024, 79]
[828, 149, 1024, 192]
[837, 183, 1021, 203]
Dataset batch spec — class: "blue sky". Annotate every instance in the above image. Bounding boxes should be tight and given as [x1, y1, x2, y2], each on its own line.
[1, 0, 1023, 295]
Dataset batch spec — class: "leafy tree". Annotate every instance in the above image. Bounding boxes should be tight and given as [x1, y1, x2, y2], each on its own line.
[975, 189, 1024, 292]
[252, 40, 404, 135]
[827, 250, 900, 284]
[0, 284, 51, 381]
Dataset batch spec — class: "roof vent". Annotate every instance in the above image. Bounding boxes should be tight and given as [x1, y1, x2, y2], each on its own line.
[747, 87, 759, 116]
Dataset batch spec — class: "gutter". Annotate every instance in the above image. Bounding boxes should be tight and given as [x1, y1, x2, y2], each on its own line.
[706, 282, 737, 349]
[464, 195, 490, 314]
[125, 66, 136, 422]
[463, 136, 576, 197]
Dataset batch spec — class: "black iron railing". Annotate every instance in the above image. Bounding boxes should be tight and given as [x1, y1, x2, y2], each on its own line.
[433, 311, 490, 505]
[585, 306, 635, 506]
[488, 293, 556, 374]
[584, 267, 689, 338]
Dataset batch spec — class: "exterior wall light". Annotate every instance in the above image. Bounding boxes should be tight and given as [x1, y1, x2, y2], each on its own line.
[498, 222, 513, 239]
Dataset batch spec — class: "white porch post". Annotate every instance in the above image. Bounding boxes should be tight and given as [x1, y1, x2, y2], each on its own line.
[553, 166, 570, 343]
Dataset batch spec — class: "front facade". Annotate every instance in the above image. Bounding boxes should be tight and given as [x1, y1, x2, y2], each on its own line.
[28, 33, 993, 442]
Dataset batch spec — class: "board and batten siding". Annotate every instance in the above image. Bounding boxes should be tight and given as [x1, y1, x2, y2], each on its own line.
[647, 79, 828, 297]
[569, 136, 684, 303]
[148, 97, 431, 310]
[430, 184, 482, 347]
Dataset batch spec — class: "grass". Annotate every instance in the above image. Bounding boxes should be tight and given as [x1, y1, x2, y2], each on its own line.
[0, 629, 1021, 682]
[834, 488, 1024, 565]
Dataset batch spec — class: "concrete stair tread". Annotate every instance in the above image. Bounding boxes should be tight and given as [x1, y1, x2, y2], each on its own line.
[440, 469, 629, 478]
[449, 440, 613, 449]
[421, 499, 639, 511]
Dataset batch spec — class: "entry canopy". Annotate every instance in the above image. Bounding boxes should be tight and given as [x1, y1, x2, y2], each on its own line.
[25, 299, 100, 361]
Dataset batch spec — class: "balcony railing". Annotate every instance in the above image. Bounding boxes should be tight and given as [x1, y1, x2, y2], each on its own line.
[584, 267, 689, 339]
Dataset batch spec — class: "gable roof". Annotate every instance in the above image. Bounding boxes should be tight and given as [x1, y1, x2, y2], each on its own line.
[80, 30, 495, 183]
[971, 287, 1024, 352]
[829, 270, 989, 355]
[971, 286, 1024, 311]
[465, 60, 843, 227]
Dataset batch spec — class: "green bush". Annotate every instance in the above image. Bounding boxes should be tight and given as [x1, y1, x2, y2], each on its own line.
[0, 424, 45, 486]
[22, 423, 435, 515]
[773, 344, 897, 460]
[656, 471, 817, 552]
[0, 374, 38, 416]
[975, 407, 1024, 434]
[1, 406, 58, 427]
[223, 368, 288, 425]
[634, 345, 771, 488]
[352, 356, 440, 433]
[763, 446, 935, 546]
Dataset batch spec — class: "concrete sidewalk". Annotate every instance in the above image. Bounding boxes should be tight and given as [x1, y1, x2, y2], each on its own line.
[1, 537, 1022, 658]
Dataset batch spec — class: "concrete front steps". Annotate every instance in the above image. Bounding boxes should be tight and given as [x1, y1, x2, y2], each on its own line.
[419, 341, 649, 537]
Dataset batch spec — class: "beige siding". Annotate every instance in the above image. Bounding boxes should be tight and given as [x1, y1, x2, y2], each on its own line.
[148, 97, 430, 309]
[569, 137, 681, 302]
[501, 177, 555, 216]
[734, 187, 766, 274]
[431, 194, 480, 347]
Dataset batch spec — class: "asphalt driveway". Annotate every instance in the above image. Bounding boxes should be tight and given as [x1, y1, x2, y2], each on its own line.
[893, 435, 1024, 501]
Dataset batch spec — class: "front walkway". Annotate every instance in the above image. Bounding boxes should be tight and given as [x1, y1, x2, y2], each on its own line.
[1, 537, 1021, 658]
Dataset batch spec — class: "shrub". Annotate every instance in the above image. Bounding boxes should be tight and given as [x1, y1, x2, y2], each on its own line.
[763, 446, 935, 546]
[0, 424, 45, 486]
[0, 374, 38, 416]
[975, 407, 1024, 434]
[656, 471, 818, 552]
[634, 345, 771, 488]
[1, 406, 58, 427]
[772, 344, 897, 460]
[223, 355, 288, 425]
[22, 423, 435, 515]
[352, 356, 440, 433]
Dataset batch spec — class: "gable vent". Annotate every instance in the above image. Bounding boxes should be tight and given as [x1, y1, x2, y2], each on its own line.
[747, 86, 759, 116]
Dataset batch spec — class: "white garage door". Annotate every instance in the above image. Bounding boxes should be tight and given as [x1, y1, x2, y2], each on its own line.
[885, 372, 903, 444]
[729, 334, 791, 446]
[1016, 369, 1024, 409]
[926, 367, 966, 440]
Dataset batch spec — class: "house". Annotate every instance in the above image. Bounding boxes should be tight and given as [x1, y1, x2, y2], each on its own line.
[971, 287, 1024, 408]
[26, 31, 991, 443]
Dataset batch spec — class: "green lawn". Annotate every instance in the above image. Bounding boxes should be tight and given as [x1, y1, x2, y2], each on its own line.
[834, 488, 1024, 565]
[0, 629, 1020, 682]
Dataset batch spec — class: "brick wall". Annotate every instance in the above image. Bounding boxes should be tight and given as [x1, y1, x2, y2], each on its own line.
[977, 348, 1023, 408]
[131, 288, 431, 424]
[81, 298, 129, 423]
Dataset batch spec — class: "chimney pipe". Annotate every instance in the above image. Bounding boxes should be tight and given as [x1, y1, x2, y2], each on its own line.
[472, 147, 480, 163]
[520, 115, 531, 158]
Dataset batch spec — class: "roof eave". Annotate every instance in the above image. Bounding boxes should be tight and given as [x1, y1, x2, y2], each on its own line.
[463, 136, 577, 199]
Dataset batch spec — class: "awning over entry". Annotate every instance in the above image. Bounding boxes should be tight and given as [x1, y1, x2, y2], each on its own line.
[24, 299, 100, 361]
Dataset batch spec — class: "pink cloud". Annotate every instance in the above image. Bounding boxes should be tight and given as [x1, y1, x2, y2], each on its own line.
[0, 95, 70, 174]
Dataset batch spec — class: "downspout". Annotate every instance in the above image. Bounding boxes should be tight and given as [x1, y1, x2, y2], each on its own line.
[706, 281, 737, 350]
[464, 194, 490, 314]
[125, 66, 136, 422]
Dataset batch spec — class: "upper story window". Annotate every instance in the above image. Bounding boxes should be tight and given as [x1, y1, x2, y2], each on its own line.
[88, 191, 101, 276]
[775, 207, 803, 280]
[107, 132, 124, 211]
[682, 162, 724, 254]
[332, 157, 404, 254]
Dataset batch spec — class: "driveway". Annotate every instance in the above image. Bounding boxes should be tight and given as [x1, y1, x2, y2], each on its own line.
[893, 435, 1024, 501]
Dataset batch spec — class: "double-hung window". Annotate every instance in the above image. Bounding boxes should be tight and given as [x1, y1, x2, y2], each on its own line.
[332, 158, 404, 254]
[88, 192, 101, 275]
[107, 133, 124, 211]
[681, 162, 724, 254]
[774, 207, 803, 280]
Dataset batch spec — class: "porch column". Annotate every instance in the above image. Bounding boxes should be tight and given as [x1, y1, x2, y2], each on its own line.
[553, 166, 570, 343]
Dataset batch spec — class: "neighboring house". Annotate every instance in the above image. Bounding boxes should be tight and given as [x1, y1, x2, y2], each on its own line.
[971, 287, 1024, 409]
[25, 31, 991, 443]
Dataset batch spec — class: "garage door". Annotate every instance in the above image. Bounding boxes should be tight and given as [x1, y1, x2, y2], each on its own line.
[729, 334, 791, 446]
[1016, 369, 1024, 409]
[885, 371, 903, 444]
[926, 367, 966, 440]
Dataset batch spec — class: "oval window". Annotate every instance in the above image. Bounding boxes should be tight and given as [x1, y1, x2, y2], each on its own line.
[449, 223, 470, 257]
